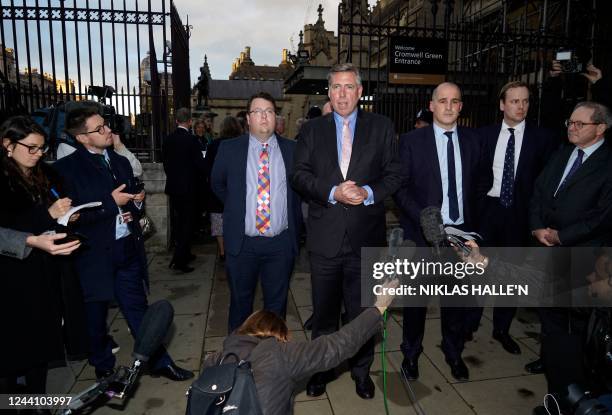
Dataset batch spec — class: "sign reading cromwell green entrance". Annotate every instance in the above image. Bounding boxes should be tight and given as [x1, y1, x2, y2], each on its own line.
[389, 36, 448, 85]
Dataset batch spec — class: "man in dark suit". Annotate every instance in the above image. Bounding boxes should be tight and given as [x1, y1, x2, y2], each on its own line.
[292, 63, 401, 399]
[54, 105, 193, 381]
[529, 101, 612, 408]
[211, 92, 301, 333]
[467, 81, 558, 355]
[394, 82, 483, 381]
[162, 107, 206, 273]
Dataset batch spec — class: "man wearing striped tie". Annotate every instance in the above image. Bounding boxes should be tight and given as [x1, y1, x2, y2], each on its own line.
[292, 63, 402, 399]
[211, 92, 302, 333]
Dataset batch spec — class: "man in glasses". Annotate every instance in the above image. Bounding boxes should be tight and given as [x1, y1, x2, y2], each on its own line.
[54, 105, 194, 382]
[528, 101, 612, 412]
[211, 92, 302, 332]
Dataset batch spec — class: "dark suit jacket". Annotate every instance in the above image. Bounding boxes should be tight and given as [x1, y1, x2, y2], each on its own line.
[394, 125, 484, 246]
[54, 145, 147, 302]
[211, 134, 301, 257]
[529, 140, 612, 246]
[162, 127, 206, 198]
[477, 123, 559, 242]
[291, 111, 402, 256]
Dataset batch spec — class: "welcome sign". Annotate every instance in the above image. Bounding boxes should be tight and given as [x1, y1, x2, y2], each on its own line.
[388, 36, 448, 85]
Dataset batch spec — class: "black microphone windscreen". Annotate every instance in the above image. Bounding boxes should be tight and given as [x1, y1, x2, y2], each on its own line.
[420, 206, 446, 246]
[133, 300, 174, 362]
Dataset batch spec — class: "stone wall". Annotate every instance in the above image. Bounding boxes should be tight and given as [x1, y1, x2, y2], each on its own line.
[141, 162, 169, 253]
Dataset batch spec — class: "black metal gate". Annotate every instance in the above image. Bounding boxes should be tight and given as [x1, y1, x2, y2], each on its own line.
[0, 0, 190, 161]
[337, 0, 612, 134]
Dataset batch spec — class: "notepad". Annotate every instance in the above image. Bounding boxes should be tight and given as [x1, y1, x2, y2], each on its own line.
[57, 201, 103, 226]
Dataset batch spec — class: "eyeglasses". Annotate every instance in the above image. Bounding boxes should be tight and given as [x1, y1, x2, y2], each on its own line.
[249, 109, 276, 118]
[83, 122, 110, 135]
[565, 119, 601, 129]
[15, 141, 49, 154]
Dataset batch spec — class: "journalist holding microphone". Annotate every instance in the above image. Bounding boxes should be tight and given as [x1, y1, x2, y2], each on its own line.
[202, 279, 398, 415]
[0, 116, 82, 396]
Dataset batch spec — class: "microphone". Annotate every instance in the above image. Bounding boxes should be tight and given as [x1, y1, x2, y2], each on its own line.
[385, 227, 416, 282]
[61, 300, 175, 413]
[419, 206, 471, 256]
[420, 207, 446, 256]
[387, 227, 404, 259]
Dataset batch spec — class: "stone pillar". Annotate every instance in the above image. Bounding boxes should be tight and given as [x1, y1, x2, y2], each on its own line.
[141, 162, 169, 253]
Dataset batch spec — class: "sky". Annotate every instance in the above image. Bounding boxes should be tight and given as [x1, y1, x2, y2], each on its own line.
[1, 0, 375, 114]
[178, 0, 345, 80]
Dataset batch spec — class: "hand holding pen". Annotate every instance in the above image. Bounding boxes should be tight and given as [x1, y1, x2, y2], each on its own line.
[48, 187, 73, 220]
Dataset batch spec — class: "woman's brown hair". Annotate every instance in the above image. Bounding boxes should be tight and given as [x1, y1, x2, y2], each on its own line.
[236, 310, 289, 342]
[0, 115, 52, 205]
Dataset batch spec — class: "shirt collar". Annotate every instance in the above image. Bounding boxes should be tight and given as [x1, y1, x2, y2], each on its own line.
[177, 125, 189, 132]
[576, 138, 605, 157]
[501, 119, 526, 135]
[87, 148, 109, 160]
[333, 109, 358, 126]
[433, 122, 458, 139]
[249, 134, 278, 149]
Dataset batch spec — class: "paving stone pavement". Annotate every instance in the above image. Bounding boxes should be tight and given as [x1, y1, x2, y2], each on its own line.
[47, 242, 546, 414]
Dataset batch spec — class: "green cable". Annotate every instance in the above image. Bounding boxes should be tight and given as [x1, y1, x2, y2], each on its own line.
[382, 309, 390, 415]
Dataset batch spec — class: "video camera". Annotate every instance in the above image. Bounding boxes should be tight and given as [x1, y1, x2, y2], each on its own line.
[555, 48, 591, 73]
[88, 85, 130, 136]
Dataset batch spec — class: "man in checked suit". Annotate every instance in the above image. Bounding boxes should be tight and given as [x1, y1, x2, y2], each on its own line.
[292, 63, 401, 399]
[529, 101, 612, 404]
[211, 92, 301, 333]
[466, 81, 558, 356]
[394, 82, 483, 382]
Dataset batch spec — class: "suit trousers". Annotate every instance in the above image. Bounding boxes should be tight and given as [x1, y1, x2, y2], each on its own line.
[225, 230, 294, 332]
[402, 224, 471, 361]
[466, 196, 524, 334]
[309, 233, 374, 380]
[85, 234, 172, 371]
[169, 194, 197, 267]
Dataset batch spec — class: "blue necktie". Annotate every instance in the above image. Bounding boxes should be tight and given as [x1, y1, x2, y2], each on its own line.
[499, 128, 515, 208]
[444, 131, 459, 222]
[557, 149, 584, 194]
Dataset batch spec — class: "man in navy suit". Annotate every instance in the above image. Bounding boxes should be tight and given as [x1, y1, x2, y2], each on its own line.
[54, 105, 193, 382]
[467, 81, 558, 356]
[211, 92, 301, 333]
[162, 108, 206, 273]
[292, 63, 401, 399]
[394, 82, 484, 381]
[529, 102, 612, 406]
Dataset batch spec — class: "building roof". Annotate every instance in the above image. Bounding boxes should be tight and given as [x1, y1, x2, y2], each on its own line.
[209, 79, 284, 100]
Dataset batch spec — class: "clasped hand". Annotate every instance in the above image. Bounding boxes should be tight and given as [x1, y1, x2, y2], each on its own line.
[334, 180, 368, 205]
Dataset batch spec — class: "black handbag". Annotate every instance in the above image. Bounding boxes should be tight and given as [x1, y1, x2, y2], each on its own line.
[186, 353, 263, 415]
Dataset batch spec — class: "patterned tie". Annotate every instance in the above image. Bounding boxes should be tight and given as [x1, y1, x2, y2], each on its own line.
[340, 119, 352, 179]
[557, 149, 584, 195]
[256, 143, 271, 234]
[444, 131, 459, 222]
[499, 128, 515, 208]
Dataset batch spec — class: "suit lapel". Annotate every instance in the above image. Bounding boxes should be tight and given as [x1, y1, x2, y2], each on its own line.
[515, 124, 533, 180]
[347, 110, 368, 178]
[323, 115, 343, 181]
[560, 142, 609, 193]
[237, 135, 249, 196]
[457, 127, 471, 196]
[425, 127, 443, 195]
